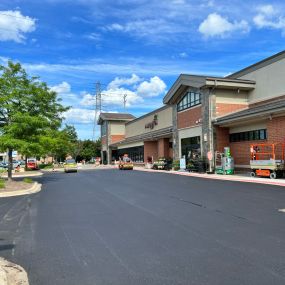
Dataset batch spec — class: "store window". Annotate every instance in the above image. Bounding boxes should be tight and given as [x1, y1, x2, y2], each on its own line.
[229, 129, 267, 142]
[177, 91, 201, 112]
[181, 136, 201, 162]
[117, 146, 144, 163]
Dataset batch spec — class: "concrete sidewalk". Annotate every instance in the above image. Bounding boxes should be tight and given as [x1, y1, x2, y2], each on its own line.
[42, 164, 117, 172]
[1, 171, 43, 178]
[134, 167, 285, 187]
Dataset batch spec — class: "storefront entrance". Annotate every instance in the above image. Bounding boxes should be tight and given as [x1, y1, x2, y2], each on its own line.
[181, 136, 201, 163]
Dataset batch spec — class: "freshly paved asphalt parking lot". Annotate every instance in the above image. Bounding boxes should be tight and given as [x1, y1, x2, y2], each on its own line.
[0, 169, 285, 285]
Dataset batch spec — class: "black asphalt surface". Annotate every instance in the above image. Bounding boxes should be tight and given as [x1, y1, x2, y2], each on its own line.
[0, 169, 285, 285]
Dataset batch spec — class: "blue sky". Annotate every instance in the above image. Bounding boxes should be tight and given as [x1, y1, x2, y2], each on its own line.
[0, 0, 285, 139]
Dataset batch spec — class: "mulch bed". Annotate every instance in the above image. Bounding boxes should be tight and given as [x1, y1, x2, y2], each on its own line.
[0, 180, 33, 192]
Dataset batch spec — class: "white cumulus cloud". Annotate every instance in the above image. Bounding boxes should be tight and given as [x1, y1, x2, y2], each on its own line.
[102, 88, 143, 107]
[137, 76, 167, 97]
[64, 108, 95, 124]
[253, 4, 285, 35]
[80, 92, 95, 106]
[198, 13, 250, 38]
[107, 74, 141, 89]
[50, 81, 71, 94]
[80, 74, 167, 108]
[0, 10, 36, 43]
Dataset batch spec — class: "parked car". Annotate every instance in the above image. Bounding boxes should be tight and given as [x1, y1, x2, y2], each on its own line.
[27, 158, 39, 170]
[0, 162, 8, 169]
[64, 159, 78, 173]
[13, 160, 21, 169]
[118, 155, 133, 170]
[0, 161, 21, 170]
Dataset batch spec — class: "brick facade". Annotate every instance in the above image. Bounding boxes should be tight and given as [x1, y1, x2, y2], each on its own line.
[216, 116, 285, 166]
[110, 135, 125, 144]
[229, 140, 267, 166]
[267, 116, 285, 143]
[158, 138, 170, 158]
[215, 127, 230, 152]
[249, 95, 285, 108]
[144, 141, 158, 162]
[177, 106, 201, 130]
[215, 103, 248, 117]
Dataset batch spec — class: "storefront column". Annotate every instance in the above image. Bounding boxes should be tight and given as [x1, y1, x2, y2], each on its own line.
[158, 138, 169, 158]
[144, 141, 158, 162]
[202, 89, 214, 171]
[172, 105, 179, 160]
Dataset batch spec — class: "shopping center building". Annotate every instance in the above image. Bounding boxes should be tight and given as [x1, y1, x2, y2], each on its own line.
[98, 50, 285, 169]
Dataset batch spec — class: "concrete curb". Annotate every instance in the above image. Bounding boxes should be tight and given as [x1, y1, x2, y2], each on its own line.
[0, 257, 29, 285]
[134, 167, 285, 187]
[41, 166, 117, 172]
[1, 172, 43, 178]
[0, 182, 42, 198]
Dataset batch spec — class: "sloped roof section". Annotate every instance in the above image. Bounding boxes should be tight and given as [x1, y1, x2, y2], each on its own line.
[97, 112, 136, 124]
[227, 50, 285, 79]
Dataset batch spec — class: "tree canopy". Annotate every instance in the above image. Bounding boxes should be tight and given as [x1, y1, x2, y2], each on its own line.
[75, 139, 101, 162]
[0, 61, 69, 178]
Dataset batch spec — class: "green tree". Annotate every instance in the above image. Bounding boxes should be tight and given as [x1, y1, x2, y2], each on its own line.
[39, 125, 78, 163]
[0, 61, 68, 179]
[76, 139, 101, 162]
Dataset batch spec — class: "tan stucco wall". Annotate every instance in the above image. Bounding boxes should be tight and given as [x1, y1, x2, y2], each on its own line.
[238, 57, 285, 103]
[109, 122, 126, 135]
[215, 89, 248, 104]
[125, 107, 172, 138]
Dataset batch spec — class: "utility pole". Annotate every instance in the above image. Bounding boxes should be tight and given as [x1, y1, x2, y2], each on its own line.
[96, 81, 102, 112]
[123, 93, 127, 110]
[92, 81, 102, 141]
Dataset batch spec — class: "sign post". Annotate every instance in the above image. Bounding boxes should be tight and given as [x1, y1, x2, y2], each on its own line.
[207, 151, 213, 161]
[179, 157, 186, 171]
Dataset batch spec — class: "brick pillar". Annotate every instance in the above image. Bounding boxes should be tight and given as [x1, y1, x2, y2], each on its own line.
[144, 141, 158, 163]
[215, 126, 230, 152]
[158, 138, 169, 158]
[172, 105, 179, 160]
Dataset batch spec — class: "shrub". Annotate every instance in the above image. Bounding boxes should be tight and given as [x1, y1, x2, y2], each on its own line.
[172, 160, 180, 171]
[23, 177, 33, 183]
[39, 163, 53, 169]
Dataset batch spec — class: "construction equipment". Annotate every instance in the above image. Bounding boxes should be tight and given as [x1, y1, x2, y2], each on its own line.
[215, 147, 234, 175]
[250, 143, 285, 179]
[118, 154, 134, 170]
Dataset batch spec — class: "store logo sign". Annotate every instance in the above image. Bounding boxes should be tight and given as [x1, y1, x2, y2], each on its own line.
[145, 114, 158, 129]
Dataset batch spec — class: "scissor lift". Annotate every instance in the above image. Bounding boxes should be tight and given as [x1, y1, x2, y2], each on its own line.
[250, 143, 285, 179]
